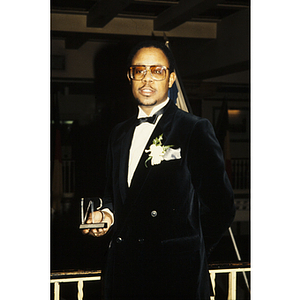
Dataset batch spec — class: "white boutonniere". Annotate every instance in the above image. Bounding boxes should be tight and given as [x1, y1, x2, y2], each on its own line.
[145, 134, 181, 167]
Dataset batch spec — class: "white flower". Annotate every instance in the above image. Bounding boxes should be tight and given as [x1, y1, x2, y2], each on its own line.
[146, 144, 165, 165]
[145, 134, 180, 167]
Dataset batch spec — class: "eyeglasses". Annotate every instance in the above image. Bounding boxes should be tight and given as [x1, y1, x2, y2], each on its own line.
[129, 65, 169, 81]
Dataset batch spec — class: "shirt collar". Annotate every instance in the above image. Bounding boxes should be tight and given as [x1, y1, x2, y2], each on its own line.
[137, 98, 170, 119]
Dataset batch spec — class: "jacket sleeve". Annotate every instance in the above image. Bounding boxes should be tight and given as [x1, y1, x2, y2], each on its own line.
[187, 118, 236, 255]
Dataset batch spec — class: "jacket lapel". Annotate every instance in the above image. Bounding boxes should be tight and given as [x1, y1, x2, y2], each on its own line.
[118, 118, 136, 203]
[126, 101, 178, 207]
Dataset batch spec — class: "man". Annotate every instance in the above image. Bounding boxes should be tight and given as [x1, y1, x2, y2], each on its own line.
[83, 40, 235, 300]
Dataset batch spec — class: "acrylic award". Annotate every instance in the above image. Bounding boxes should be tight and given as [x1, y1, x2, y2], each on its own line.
[79, 197, 107, 230]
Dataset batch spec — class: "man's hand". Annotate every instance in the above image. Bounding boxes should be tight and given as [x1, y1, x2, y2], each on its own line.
[82, 210, 112, 237]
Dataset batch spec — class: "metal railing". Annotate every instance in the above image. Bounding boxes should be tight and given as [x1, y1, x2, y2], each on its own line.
[51, 270, 101, 300]
[209, 262, 250, 300]
[231, 158, 250, 190]
[51, 263, 250, 300]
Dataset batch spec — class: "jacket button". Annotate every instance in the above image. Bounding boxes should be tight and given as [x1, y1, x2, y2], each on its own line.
[116, 237, 123, 243]
[151, 210, 157, 217]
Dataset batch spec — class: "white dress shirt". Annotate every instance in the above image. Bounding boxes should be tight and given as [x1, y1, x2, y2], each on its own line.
[127, 98, 170, 187]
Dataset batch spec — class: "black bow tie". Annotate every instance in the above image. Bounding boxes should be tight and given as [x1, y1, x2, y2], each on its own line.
[136, 106, 167, 126]
[136, 114, 158, 126]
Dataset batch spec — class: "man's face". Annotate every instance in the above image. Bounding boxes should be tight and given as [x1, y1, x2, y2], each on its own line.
[128, 47, 176, 113]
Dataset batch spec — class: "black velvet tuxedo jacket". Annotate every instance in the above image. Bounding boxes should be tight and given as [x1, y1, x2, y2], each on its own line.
[102, 100, 235, 300]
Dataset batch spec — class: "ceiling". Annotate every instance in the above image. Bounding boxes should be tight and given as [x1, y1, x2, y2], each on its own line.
[51, 0, 249, 41]
[51, 0, 249, 22]
[51, 0, 250, 81]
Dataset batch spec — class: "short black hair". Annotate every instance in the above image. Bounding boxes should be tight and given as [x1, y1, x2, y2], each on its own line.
[127, 40, 175, 73]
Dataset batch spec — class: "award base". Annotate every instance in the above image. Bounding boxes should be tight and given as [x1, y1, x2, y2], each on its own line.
[79, 223, 107, 230]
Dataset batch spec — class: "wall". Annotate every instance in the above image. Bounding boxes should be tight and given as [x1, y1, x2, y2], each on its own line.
[52, 40, 110, 79]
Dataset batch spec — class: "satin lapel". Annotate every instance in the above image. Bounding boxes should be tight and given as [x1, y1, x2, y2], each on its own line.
[126, 101, 178, 207]
[118, 120, 135, 203]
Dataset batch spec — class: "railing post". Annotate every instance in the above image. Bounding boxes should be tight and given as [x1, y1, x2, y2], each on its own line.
[54, 282, 60, 300]
[228, 270, 237, 300]
[51, 267, 249, 300]
[77, 280, 84, 300]
[209, 271, 216, 300]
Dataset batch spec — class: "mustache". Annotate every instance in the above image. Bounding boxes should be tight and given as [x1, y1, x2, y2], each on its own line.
[138, 83, 156, 91]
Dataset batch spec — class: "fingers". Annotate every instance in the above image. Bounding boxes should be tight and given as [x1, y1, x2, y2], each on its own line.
[82, 226, 107, 237]
[81, 215, 93, 235]
[82, 228, 90, 235]
[90, 227, 109, 237]
[81, 211, 110, 237]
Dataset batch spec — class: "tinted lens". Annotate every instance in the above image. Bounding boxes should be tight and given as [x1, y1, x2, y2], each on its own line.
[150, 66, 166, 80]
[130, 65, 167, 81]
[131, 66, 146, 80]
